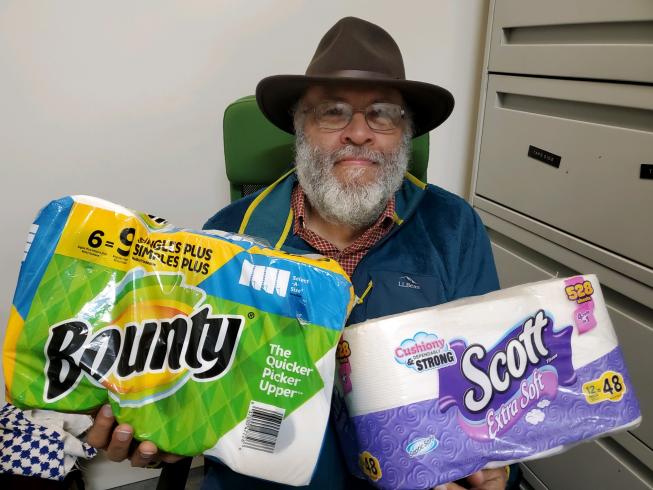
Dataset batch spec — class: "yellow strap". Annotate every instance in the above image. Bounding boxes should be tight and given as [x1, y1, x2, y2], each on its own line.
[356, 280, 374, 305]
[238, 168, 296, 234]
[274, 208, 294, 250]
[404, 170, 427, 190]
[391, 171, 427, 224]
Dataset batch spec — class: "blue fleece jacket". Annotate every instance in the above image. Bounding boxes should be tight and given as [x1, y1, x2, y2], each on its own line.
[201, 170, 499, 490]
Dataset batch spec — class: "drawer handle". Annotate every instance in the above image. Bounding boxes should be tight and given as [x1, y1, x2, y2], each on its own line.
[497, 92, 653, 133]
[503, 20, 653, 45]
[641, 164, 653, 180]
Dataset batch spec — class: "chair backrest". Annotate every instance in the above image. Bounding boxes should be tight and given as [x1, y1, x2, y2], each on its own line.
[223, 96, 429, 202]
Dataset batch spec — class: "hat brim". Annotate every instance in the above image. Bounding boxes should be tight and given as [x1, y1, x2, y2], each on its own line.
[255, 75, 454, 138]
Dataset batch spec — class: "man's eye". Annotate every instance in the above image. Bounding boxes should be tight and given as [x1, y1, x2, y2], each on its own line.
[367, 109, 381, 119]
[368, 108, 393, 123]
[323, 106, 345, 117]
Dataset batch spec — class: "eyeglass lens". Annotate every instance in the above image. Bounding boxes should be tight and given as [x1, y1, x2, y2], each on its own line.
[314, 102, 403, 131]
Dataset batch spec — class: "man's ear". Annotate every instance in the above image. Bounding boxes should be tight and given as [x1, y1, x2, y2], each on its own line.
[402, 105, 415, 140]
[292, 98, 307, 135]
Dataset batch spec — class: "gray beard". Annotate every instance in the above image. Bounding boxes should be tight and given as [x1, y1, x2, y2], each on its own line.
[294, 130, 411, 230]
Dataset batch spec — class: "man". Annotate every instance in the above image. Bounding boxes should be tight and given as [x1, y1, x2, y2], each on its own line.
[88, 17, 516, 490]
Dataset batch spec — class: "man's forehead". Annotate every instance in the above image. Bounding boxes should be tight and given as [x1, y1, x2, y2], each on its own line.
[302, 84, 404, 105]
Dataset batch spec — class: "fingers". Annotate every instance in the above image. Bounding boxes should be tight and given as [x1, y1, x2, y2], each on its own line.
[483, 467, 509, 490]
[86, 404, 134, 462]
[466, 471, 487, 487]
[433, 483, 466, 490]
[464, 468, 509, 490]
[129, 441, 186, 467]
[160, 452, 186, 464]
[86, 404, 185, 467]
[106, 424, 134, 462]
[130, 441, 158, 467]
[86, 404, 115, 449]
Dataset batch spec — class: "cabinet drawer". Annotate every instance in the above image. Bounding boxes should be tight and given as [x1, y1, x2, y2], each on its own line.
[476, 74, 653, 271]
[525, 439, 653, 489]
[488, 0, 653, 83]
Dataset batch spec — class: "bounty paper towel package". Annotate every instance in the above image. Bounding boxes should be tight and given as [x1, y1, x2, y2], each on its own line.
[333, 276, 641, 489]
[3, 196, 354, 486]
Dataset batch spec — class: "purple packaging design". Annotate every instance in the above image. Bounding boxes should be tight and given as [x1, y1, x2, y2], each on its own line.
[333, 275, 641, 489]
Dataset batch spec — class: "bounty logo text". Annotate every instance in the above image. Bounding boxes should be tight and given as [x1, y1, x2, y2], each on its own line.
[43, 305, 244, 402]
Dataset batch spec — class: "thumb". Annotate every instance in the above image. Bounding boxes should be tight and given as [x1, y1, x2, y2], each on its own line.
[434, 483, 466, 490]
[465, 471, 486, 487]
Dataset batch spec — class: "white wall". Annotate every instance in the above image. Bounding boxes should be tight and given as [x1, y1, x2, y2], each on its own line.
[0, 1, 488, 487]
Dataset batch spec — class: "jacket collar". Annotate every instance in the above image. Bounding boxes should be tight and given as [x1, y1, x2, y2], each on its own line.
[238, 168, 427, 250]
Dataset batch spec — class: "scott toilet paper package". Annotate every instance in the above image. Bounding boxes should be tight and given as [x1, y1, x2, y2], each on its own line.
[3, 196, 354, 486]
[333, 276, 641, 489]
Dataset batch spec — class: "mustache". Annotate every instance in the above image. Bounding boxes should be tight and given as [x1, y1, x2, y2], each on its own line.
[320, 145, 387, 165]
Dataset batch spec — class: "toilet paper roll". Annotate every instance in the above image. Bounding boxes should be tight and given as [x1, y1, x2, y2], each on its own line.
[343, 275, 617, 417]
[335, 275, 641, 490]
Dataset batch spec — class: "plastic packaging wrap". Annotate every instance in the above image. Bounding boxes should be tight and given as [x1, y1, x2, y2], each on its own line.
[3, 195, 354, 486]
[333, 275, 641, 489]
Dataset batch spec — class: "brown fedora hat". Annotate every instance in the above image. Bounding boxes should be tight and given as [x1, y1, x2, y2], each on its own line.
[255, 16, 454, 137]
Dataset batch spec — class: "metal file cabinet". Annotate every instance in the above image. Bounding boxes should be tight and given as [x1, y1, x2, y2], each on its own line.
[471, 1, 653, 488]
[476, 74, 653, 273]
[485, 0, 653, 83]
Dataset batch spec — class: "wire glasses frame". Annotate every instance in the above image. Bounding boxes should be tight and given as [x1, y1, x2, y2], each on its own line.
[304, 101, 405, 132]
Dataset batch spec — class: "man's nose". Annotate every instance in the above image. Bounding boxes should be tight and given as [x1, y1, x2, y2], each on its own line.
[339, 112, 374, 146]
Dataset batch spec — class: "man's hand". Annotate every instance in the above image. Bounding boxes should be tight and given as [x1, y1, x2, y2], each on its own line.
[86, 404, 184, 467]
[433, 468, 509, 490]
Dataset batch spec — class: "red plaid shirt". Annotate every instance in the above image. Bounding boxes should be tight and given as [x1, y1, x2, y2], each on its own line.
[290, 185, 395, 276]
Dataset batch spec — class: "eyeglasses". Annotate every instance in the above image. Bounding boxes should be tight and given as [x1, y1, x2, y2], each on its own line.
[305, 101, 405, 132]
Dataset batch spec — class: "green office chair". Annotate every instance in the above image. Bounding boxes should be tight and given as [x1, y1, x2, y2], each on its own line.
[223, 95, 430, 202]
[156, 95, 430, 489]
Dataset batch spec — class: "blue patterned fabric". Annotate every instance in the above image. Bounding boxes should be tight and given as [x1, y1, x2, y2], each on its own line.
[0, 404, 96, 481]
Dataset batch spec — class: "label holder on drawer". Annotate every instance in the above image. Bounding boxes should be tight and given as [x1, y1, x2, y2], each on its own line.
[528, 145, 561, 168]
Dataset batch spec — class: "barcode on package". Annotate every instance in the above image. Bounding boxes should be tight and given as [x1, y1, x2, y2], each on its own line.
[23, 224, 39, 262]
[241, 401, 285, 453]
